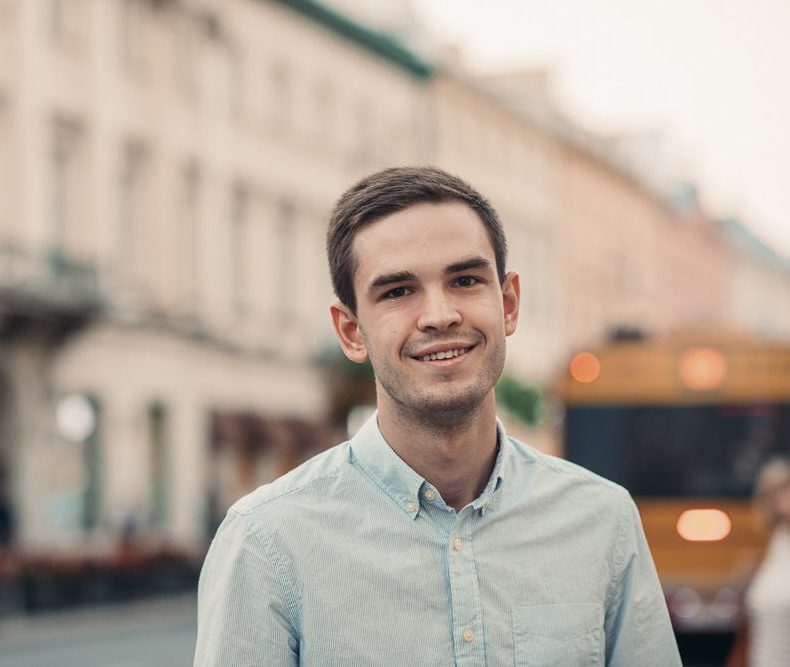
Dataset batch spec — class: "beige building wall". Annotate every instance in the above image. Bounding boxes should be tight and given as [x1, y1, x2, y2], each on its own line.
[657, 207, 731, 332]
[725, 239, 790, 340]
[559, 143, 663, 352]
[0, 0, 430, 555]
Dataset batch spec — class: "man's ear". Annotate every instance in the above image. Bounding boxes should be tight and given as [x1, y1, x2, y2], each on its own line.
[330, 301, 369, 363]
[502, 271, 521, 337]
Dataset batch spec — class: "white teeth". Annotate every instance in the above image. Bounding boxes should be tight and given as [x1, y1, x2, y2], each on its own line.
[419, 347, 469, 362]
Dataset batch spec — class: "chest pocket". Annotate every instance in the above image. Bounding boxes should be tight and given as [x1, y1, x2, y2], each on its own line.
[512, 602, 604, 667]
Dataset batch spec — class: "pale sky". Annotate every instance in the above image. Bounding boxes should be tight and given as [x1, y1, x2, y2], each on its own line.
[413, 0, 790, 257]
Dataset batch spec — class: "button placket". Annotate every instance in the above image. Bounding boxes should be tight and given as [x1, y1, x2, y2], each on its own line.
[447, 511, 485, 665]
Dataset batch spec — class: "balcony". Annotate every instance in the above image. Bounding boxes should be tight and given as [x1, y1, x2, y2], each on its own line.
[0, 246, 103, 342]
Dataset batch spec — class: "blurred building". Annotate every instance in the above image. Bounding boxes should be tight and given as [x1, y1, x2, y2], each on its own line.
[719, 217, 790, 340]
[0, 0, 788, 563]
[0, 0, 430, 558]
[657, 187, 731, 333]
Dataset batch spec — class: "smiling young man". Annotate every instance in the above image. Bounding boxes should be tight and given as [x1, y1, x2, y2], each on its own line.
[194, 167, 681, 666]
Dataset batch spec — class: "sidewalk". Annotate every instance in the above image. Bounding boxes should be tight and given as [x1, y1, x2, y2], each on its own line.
[0, 593, 197, 667]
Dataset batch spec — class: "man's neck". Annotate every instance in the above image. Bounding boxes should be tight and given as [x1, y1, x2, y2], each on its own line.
[377, 395, 499, 512]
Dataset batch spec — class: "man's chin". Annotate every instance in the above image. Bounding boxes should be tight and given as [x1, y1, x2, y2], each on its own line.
[407, 389, 490, 425]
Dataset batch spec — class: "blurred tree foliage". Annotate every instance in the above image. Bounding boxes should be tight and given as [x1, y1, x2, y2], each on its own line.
[319, 347, 376, 428]
[495, 374, 543, 427]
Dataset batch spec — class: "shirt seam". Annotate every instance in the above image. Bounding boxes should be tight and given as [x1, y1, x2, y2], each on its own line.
[522, 442, 626, 492]
[233, 460, 348, 516]
[233, 509, 303, 636]
[604, 490, 632, 610]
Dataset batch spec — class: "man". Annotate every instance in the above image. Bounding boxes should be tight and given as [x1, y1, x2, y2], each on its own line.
[195, 167, 681, 666]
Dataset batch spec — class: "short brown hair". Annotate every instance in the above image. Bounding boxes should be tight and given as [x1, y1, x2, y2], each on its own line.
[327, 166, 508, 313]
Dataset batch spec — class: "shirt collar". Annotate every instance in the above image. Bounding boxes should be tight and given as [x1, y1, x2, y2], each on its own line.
[472, 423, 507, 514]
[349, 410, 510, 518]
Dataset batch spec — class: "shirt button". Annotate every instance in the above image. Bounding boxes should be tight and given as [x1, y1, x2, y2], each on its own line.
[483, 500, 492, 509]
[452, 537, 463, 551]
[462, 627, 474, 643]
[406, 501, 417, 512]
[424, 489, 437, 501]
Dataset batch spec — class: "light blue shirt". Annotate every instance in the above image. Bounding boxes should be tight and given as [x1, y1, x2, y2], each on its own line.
[195, 413, 681, 666]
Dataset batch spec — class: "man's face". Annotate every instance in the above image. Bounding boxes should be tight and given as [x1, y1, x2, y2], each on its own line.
[331, 201, 520, 423]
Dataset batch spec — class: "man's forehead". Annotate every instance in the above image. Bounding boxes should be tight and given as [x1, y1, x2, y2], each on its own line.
[352, 201, 494, 269]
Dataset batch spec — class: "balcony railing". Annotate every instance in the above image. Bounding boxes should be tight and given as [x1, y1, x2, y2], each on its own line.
[0, 245, 103, 339]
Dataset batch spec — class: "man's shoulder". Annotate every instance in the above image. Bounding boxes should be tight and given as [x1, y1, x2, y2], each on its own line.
[506, 435, 630, 502]
[228, 440, 352, 519]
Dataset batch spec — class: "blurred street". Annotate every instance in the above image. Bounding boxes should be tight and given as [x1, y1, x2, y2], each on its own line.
[0, 594, 196, 667]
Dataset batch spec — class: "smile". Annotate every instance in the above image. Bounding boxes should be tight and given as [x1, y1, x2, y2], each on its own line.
[416, 347, 472, 362]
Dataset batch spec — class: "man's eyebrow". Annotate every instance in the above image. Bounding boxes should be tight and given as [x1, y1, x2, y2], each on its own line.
[367, 271, 418, 294]
[366, 257, 493, 295]
[445, 257, 493, 274]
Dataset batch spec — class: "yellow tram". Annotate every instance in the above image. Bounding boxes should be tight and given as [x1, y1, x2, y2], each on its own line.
[555, 331, 790, 639]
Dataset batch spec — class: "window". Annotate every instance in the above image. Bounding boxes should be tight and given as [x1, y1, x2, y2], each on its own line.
[48, 0, 86, 43]
[269, 61, 292, 131]
[49, 0, 64, 37]
[513, 224, 552, 322]
[148, 403, 169, 527]
[118, 141, 147, 289]
[229, 186, 248, 318]
[174, 14, 198, 97]
[50, 117, 82, 256]
[47, 0, 73, 39]
[51, 132, 67, 250]
[180, 163, 201, 309]
[230, 50, 245, 119]
[119, 0, 149, 72]
[312, 79, 335, 146]
[354, 99, 373, 164]
[276, 200, 296, 326]
[81, 395, 102, 532]
[0, 101, 9, 237]
[49, 0, 64, 38]
[567, 405, 790, 497]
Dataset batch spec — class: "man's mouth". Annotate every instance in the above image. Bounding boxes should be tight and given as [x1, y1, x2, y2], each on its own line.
[414, 346, 473, 362]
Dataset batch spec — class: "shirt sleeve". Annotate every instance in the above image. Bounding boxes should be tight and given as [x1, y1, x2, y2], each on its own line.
[604, 492, 682, 667]
[194, 509, 299, 667]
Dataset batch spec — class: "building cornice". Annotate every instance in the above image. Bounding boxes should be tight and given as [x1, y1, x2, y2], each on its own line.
[268, 0, 433, 79]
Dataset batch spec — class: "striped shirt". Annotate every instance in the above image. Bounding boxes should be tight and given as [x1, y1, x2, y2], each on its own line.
[195, 412, 680, 666]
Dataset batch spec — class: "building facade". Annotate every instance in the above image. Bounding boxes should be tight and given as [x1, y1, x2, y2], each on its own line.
[0, 0, 788, 559]
[0, 0, 430, 556]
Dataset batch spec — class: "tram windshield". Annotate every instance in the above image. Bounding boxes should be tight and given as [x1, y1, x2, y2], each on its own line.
[565, 403, 790, 497]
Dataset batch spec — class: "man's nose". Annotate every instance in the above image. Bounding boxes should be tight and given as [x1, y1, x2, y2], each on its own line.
[417, 288, 462, 331]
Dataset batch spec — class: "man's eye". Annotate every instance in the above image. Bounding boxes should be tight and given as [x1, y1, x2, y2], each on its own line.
[456, 276, 479, 287]
[384, 286, 408, 299]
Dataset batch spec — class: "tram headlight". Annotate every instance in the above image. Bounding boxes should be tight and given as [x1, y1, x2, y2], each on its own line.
[570, 352, 601, 384]
[709, 587, 739, 620]
[670, 586, 704, 620]
[676, 508, 732, 542]
[679, 347, 727, 391]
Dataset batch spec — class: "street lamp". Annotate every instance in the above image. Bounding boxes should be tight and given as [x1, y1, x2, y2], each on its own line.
[56, 393, 97, 443]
